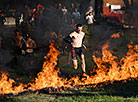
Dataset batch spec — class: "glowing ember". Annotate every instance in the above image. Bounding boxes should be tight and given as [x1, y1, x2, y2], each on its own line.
[111, 32, 120, 38]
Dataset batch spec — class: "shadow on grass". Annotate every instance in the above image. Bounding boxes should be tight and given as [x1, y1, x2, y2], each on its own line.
[99, 79, 138, 97]
[0, 96, 18, 102]
[52, 78, 138, 98]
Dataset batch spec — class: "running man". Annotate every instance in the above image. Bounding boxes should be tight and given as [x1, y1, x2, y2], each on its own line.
[64, 24, 87, 78]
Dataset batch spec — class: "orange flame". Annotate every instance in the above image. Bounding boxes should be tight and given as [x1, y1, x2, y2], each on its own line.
[28, 43, 66, 90]
[0, 72, 25, 94]
[111, 32, 120, 38]
[1, 42, 138, 95]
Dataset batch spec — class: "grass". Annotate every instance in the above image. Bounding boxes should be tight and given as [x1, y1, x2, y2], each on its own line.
[0, 94, 56, 102]
[1, 80, 138, 102]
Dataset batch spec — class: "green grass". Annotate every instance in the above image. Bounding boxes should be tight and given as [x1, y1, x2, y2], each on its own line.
[1, 81, 138, 102]
[0, 94, 56, 102]
[53, 95, 138, 102]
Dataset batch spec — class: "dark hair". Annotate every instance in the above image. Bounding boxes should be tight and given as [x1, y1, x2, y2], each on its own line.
[76, 23, 82, 28]
[25, 33, 30, 39]
[89, 12, 92, 15]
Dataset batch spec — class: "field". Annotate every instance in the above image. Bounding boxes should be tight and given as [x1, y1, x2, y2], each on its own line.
[1, 22, 138, 101]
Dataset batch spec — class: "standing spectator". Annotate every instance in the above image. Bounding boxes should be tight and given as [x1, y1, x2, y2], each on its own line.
[69, 3, 75, 15]
[33, 7, 40, 27]
[57, 3, 63, 18]
[62, 6, 68, 23]
[20, 19, 29, 35]
[15, 11, 21, 29]
[0, 33, 3, 48]
[86, 12, 96, 30]
[20, 33, 36, 55]
[27, 7, 33, 22]
[15, 30, 23, 50]
[13, 30, 23, 64]
[0, 13, 6, 27]
[25, 33, 36, 55]
[0, 13, 6, 33]
[72, 8, 81, 27]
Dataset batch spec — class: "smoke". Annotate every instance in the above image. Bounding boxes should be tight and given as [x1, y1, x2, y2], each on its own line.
[32, 2, 85, 47]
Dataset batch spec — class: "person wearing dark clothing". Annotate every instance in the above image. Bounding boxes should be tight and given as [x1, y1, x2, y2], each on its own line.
[15, 31, 23, 55]
[21, 33, 36, 55]
[0, 33, 3, 48]
[69, 3, 75, 15]
[72, 8, 81, 27]
[15, 11, 21, 29]
[33, 8, 40, 27]
[20, 19, 29, 35]
[0, 13, 6, 27]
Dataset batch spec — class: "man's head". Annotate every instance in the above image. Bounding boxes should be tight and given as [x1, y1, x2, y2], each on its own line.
[74, 8, 78, 12]
[89, 12, 92, 15]
[71, 3, 74, 7]
[76, 24, 83, 33]
[16, 32, 20, 36]
[25, 33, 31, 40]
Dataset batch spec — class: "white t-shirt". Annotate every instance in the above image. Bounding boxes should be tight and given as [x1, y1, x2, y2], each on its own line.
[69, 31, 85, 48]
[86, 15, 94, 24]
[62, 8, 68, 15]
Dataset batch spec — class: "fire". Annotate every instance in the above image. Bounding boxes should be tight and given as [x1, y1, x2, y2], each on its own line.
[90, 41, 138, 83]
[0, 72, 25, 94]
[28, 43, 66, 90]
[66, 41, 138, 86]
[0, 41, 138, 95]
[111, 32, 120, 38]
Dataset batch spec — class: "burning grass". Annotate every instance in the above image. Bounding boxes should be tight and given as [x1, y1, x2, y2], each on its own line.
[1, 39, 138, 96]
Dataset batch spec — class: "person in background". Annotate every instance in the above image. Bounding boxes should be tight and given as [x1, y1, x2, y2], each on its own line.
[0, 12, 6, 32]
[0, 13, 6, 27]
[0, 35, 3, 48]
[24, 33, 36, 55]
[15, 10, 21, 29]
[72, 8, 81, 28]
[86, 11, 96, 30]
[15, 30, 23, 55]
[62, 6, 68, 23]
[69, 3, 75, 15]
[13, 30, 23, 64]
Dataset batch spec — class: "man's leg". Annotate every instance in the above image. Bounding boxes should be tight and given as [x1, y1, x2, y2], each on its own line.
[80, 54, 86, 73]
[80, 53, 88, 78]
[67, 51, 71, 64]
[72, 59, 78, 69]
[71, 47, 78, 69]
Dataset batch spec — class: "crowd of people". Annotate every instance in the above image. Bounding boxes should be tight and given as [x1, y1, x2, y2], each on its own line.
[0, 2, 97, 78]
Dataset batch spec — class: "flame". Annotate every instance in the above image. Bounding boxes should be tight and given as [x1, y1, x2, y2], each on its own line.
[0, 72, 25, 94]
[1, 41, 138, 95]
[111, 32, 120, 38]
[90, 42, 138, 83]
[28, 43, 66, 90]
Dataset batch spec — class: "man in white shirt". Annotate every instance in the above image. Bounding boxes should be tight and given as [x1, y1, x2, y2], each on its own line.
[86, 12, 96, 30]
[62, 6, 68, 22]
